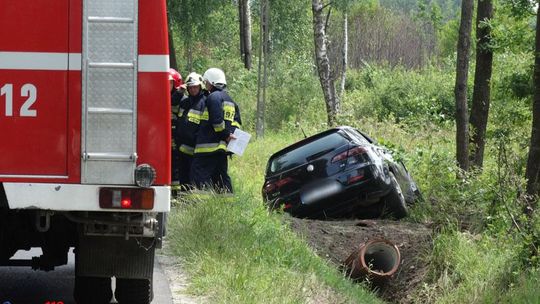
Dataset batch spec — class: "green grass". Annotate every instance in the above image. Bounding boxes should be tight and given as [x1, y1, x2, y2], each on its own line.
[495, 269, 540, 304]
[166, 132, 383, 303]
[414, 230, 519, 303]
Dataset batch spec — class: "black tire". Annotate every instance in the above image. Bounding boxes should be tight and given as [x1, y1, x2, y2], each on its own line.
[384, 172, 408, 219]
[115, 278, 152, 304]
[74, 276, 112, 304]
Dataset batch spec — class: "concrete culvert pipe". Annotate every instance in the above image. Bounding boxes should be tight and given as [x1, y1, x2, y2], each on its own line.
[344, 239, 401, 284]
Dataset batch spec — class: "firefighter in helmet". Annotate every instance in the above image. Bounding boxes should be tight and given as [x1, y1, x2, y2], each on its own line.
[190, 68, 242, 193]
[169, 68, 187, 184]
[174, 72, 207, 190]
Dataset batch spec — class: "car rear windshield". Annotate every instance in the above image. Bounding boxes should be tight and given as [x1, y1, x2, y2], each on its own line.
[268, 132, 348, 175]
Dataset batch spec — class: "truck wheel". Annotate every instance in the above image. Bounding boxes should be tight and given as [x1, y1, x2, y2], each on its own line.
[115, 278, 152, 304]
[384, 172, 408, 219]
[74, 276, 112, 304]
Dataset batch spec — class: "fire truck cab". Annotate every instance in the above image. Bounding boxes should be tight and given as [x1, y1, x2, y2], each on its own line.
[0, 0, 171, 302]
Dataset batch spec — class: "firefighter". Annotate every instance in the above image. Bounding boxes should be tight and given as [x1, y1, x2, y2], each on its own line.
[169, 68, 186, 184]
[190, 68, 242, 193]
[174, 72, 206, 190]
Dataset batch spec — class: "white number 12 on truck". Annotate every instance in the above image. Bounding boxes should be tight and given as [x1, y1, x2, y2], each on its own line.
[0, 1, 171, 303]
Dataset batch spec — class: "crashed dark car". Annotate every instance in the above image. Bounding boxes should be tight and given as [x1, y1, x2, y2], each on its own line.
[262, 126, 420, 219]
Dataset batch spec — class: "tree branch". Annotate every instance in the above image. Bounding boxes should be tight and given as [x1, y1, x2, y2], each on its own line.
[325, 6, 332, 33]
[322, 1, 333, 10]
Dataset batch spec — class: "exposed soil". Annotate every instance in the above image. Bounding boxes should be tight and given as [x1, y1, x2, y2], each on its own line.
[287, 217, 433, 304]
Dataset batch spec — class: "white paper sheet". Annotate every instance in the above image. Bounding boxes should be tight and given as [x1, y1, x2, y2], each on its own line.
[227, 129, 251, 156]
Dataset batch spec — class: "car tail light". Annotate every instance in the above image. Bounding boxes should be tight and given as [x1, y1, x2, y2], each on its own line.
[99, 188, 154, 210]
[347, 169, 365, 184]
[263, 177, 294, 193]
[332, 146, 367, 164]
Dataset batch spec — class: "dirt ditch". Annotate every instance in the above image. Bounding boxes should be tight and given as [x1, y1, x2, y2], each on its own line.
[287, 217, 433, 304]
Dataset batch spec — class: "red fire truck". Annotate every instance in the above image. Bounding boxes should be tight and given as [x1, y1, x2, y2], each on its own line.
[0, 0, 171, 303]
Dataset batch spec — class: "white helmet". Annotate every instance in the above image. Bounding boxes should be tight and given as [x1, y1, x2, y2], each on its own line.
[185, 72, 203, 87]
[203, 68, 227, 86]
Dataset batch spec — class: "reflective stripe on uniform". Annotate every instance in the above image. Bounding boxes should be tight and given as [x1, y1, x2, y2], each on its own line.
[179, 144, 195, 155]
[213, 121, 225, 132]
[177, 106, 187, 118]
[186, 109, 209, 124]
[172, 105, 181, 116]
[194, 141, 227, 153]
[223, 101, 235, 121]
[231, 121, 241, 128]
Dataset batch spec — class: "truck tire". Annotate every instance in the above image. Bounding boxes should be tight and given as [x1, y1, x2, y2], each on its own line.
[384, 172, 408, 219]
[74, 276, 112, 304]
[115, 278, 152, 304]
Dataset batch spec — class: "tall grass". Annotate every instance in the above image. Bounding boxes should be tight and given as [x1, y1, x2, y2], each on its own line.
[415, 230, 520, 303]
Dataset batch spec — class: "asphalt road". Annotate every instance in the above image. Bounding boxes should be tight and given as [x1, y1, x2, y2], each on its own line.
[0, 248, 173, 304]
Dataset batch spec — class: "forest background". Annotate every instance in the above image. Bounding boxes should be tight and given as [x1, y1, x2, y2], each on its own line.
[164, 0, 540, 303]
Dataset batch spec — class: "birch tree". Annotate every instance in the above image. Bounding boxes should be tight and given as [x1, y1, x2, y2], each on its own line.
[338, 7, 348, 110]
[312, 0, 338, 126]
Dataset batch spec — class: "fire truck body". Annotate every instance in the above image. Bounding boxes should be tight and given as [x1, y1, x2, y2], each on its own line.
[0, 0, 171, 302]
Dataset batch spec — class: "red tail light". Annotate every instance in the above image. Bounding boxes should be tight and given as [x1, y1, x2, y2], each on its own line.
[347, 169, 365, 184]
[99, 188, 154, 210]
[332, 147, 367, 163]
[121, 198, 132, 208]
[264, 177, 294, 193]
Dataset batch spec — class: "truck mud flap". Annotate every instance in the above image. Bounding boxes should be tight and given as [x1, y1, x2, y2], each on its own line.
[76, 234, 155, 279]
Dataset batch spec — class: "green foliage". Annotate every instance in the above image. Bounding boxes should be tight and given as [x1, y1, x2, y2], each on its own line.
[494, 268, 540, 304]
[437, 18, 460, 58]
[340, 64, 456, 125]
[417, 230, 520, 303]
[489, 3, 535, 54]
[266, 0, 313, 53]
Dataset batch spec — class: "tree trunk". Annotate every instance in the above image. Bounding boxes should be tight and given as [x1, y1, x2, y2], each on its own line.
[255, 0, 268, 138]
[312, 0, 337, 127]
[262, 0, 269, 121]
[240, 0, 252, 70]
[180, 3, 193, 71]
[525, 8, 540, 210]
[239, 1, 245, 61]
[167, 8, 178, 71]
[454, 0, 474, 173]
[338, 10, 348, 114]
[469, 0, 494, 169]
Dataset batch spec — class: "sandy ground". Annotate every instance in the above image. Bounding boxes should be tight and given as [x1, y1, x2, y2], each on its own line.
[156, 249, 206, 304]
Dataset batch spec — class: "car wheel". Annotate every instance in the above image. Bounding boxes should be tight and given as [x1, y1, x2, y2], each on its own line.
[384, 172, 408, 219]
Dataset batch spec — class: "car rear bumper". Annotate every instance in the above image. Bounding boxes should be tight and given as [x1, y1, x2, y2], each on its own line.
[3, 182, 170, 212]
[279, 167, 392, 218]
